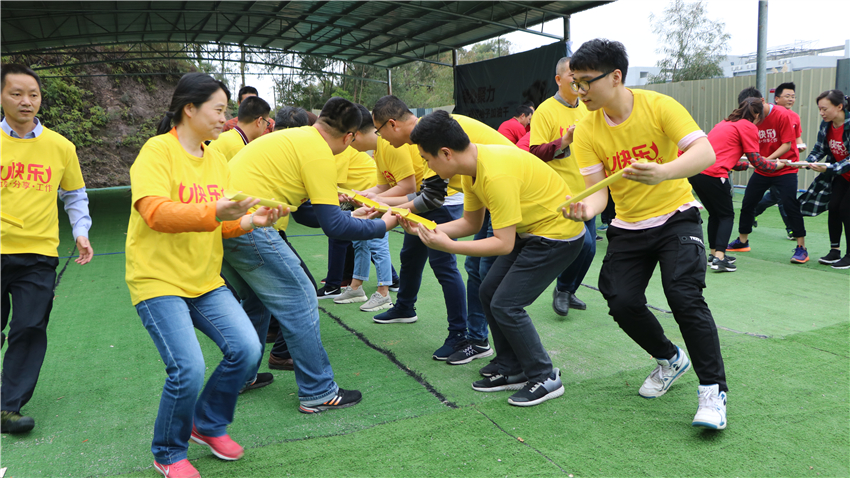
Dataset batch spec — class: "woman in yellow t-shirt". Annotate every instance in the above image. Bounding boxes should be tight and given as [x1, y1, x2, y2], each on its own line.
[125, 73, 281, 477]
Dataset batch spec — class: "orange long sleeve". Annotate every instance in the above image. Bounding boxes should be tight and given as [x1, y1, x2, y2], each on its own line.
[135, 196, 250, 238]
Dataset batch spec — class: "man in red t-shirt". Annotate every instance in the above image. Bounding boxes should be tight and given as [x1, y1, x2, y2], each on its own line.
[497, 104, 533, 144]
[728, 87, 809, 263]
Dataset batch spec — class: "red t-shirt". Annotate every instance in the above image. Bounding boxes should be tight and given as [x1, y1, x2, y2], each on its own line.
[497, 118, 527, 144]
[756, 105, 798, 177]
[703, 119, 760, 177]
[516, 131, 530, 151]
[786, 109, 803, 139]
[827, 123, 850, 181]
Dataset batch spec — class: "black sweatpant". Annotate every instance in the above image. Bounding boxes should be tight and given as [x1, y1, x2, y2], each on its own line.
[1, 253, 59, 412]
[739, 173, 805, 237]
[828, 175, 850, 253]
[599, 208, 727, 392]
[689, 173, 734, 252]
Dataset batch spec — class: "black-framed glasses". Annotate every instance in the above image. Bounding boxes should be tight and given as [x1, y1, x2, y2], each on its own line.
[260, 117, 271, 129]
[375, 118, 392, 136]
[570, 70, 614, 94]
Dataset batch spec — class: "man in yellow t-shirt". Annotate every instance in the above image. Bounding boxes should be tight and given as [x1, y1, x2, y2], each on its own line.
[563, 39, 727, 430]
[0, 64, 94, 433]
[206, 96, 271, 162]
[222, 97, 397, 414]
[403, 110, 584, 407]
[364, 96, 516, 363]
[529, 56, 596, 318]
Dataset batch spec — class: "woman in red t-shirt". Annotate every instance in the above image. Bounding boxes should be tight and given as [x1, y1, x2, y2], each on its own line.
[808, 90, 850, 268]
[689, 98, 784, 272]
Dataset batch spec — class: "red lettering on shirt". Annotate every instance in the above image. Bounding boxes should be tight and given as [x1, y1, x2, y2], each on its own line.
[382, 170, 398, 187]
[1, 161, 54, 191]
[178, 182, 219, 204]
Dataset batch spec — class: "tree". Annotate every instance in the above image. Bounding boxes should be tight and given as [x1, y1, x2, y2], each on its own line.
[648, 0, 730, 83]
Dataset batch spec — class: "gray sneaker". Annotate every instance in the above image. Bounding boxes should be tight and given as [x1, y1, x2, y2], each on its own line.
[360, 292, 393, 311]
[333, 287, 367, 304]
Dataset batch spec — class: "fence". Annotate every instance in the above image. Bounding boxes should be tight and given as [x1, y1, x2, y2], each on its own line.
[636, 68, 837, 190]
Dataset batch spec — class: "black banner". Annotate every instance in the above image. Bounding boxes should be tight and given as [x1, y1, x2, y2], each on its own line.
[453, 41, 569, 129]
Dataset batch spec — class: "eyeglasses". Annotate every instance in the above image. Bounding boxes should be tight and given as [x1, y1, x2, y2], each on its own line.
[260, 117, 271, 129]
[570, 70, 614, 94]
[375, 118, 392, 136]
[778, 94, 796, 100]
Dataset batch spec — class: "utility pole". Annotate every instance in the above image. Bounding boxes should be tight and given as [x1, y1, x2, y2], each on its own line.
[240, 43, 246, 88]
[756, 1, 768, 96]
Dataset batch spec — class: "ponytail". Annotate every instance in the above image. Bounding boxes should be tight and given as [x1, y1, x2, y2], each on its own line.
[726, 97, 762, 123]
[156, 111, 176, 136]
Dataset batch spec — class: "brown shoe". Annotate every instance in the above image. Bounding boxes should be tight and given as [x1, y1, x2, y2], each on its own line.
[268, 354, 294, 371]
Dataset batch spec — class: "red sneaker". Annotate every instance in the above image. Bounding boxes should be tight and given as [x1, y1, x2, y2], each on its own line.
[190, 426, 244, 461]
[153, 459, 200, 478]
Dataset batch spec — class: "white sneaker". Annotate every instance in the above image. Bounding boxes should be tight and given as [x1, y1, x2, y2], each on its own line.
[360, 292, 393, 312]
[333, 287, 367, 304]
[692, 384, 727, 430]
[638, 345, 691, 398]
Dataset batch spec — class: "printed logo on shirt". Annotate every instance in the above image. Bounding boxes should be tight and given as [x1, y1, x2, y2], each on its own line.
[758, 129, 778, 143]
[829, 138, 848, 159]
[178, 182, 222, 204]
[608, 142, 661, 172]
[382, 170, 398, 187]
[1, 161, 54, 191]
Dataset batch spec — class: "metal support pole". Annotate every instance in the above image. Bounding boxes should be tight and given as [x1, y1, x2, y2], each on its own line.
[240, 44, 246, 88]
[387, 68, 392, 96]
[563, 15, 570, 42]
[452, 49, 458, 106]
[756, 1, 768, 96]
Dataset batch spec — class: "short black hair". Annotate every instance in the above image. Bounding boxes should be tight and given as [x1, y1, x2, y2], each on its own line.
[237, 86, 259, 103]
[316, 97, 361, 137]
[738, 86, 763, 105]
[515, 105, 533, 117]
[237, 96, 271, 123]
[1, 63, 42, 93]
[356, 104, 375, 132]
[409, 110, 471, 156]
[774, 82, 795, 99]
[372, 95, 413, 124]
[274, 106, 311, 130]
[570, 39, 629, 82]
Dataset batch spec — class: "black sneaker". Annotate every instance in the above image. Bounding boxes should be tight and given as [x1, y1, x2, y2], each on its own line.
[446, 339, 494, 365]
[239, 372, 274, 394]
[709, 254, 736, 264]
[372, 306, 417, 324]
[433, 332, 467, 361]
[317, 285, 342, 299]
[472, 372, 528, 392]
[298, 388, 362, 414]
[479, 359, 499, 377]
[711, 257, 737, 273]
[832, 255, 850, 270]
[819, 249, 842, 264]
[1, 410, 35, 433]
[507, 368, 565, 407]
[389, 278, 400, 292]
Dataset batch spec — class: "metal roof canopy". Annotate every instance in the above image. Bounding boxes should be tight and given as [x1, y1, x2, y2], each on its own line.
[1, 1, 610, 69]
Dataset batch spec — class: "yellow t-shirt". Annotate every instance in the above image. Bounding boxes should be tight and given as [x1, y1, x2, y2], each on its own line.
[229, 126, 339, 231]
[374, 137, 425, 190]
[1, 128, 85, 256]
[530, 96, 588, 195]
[338, 148, 378, 191]
[462, 144, 583, 240]
[125, 133, 229, 304]
[454, 114, 516, 148]
[206, 128, 247, 162]
[573, 89, 700, 223]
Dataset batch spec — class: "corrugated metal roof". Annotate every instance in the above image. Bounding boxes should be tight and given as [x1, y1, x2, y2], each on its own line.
[1, 1, 611, 68]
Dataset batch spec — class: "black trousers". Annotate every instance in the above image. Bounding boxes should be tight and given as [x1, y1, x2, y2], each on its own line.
[480, 234, 583, 383]
[828, 175, 850, 252]
[739, 173, 805, 237]
[1, 253, 59, 412]
[599, 208, 727, 392]
[689, 173, 735, 252]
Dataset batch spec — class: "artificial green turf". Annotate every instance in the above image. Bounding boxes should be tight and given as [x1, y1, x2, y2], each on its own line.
[1, 187, 848, 477]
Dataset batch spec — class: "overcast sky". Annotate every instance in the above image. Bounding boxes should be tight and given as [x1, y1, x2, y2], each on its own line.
[247, 0, 849, 104]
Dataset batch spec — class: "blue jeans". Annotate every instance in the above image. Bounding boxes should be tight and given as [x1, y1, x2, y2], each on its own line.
[353, 231, 392, 285]
[556, 219, 597, 294]
[464, 210, 495, 342]
[222, 228, 339, 406]
[396, 204, 467, 334]
[135, 287, 261, 465]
